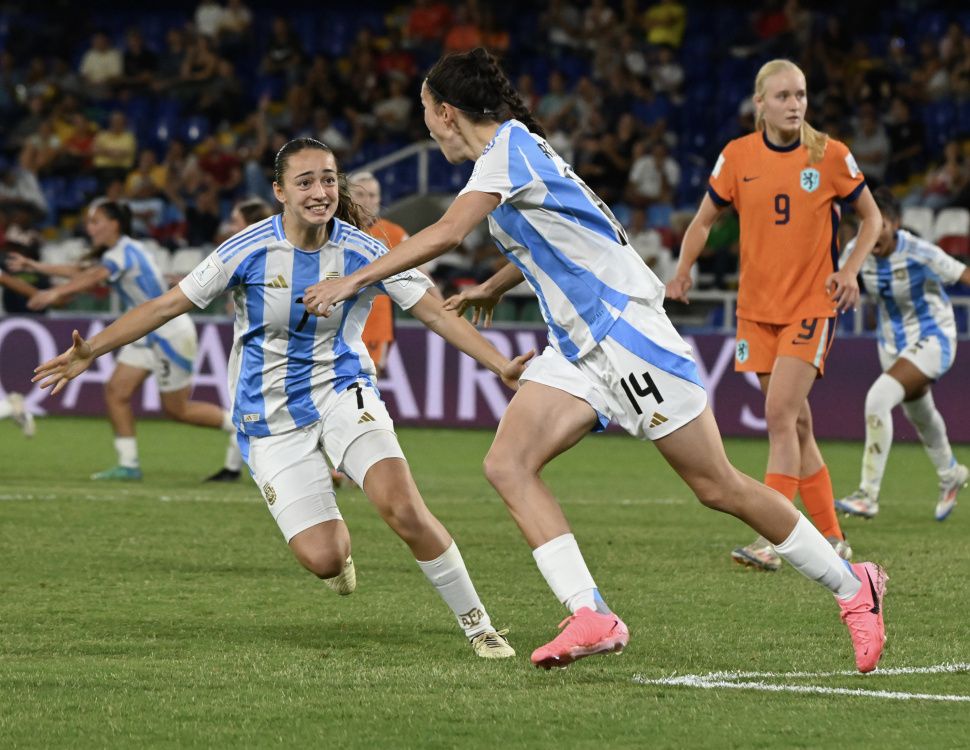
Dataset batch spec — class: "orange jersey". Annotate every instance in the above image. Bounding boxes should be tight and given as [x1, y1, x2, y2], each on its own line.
[361, 218, 408, 367]
[708, 131, 866, 324]
[366, 218, 409, 250]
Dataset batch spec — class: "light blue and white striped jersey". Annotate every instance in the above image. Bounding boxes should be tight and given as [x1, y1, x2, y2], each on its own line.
[178, 214, 431, 436]
[458, 119, 665, 361]
[100, 234, 168, 311]
[843, 228, 965, 359]
[101, 234, 195, 370]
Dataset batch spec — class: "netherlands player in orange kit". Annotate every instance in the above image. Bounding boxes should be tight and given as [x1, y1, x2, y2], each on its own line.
[668, 59, 882, 571]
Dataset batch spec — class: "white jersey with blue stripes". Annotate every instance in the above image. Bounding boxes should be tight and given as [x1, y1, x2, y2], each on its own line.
[178, 214, 432, 437]
[843, 228, 965, 360]
[458, 119, 665, 361]
[101, 234, 195, 364]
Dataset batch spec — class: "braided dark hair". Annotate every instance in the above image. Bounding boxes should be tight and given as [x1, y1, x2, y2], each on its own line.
[426, 48, 546, 139]
[273, 137, 365, 230]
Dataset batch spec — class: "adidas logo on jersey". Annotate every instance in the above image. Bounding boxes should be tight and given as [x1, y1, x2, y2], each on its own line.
[357, 412, 376, 424]
[267, 274, 288, 288]
[326, 271, 340, 279]
[648, 412, 668, 428]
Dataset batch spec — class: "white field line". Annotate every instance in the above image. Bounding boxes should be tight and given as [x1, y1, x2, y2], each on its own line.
[633, 663, 970, 701]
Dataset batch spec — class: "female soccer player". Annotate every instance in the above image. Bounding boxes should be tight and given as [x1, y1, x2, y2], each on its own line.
[300, 48, 887, 673]
[34, 138, 530, 659]
[22, 200, 241, 482]
[669, 59, 883, 571]
[836, 187, 970, 521]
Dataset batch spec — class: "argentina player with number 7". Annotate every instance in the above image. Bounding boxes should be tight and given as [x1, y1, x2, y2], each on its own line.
[670, 59, 883, 575]
[32, 137, 533, 660]
[302, 49, 889, 673]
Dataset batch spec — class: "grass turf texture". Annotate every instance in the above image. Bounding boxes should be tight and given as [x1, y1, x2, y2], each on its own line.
[1, 417, 968, 749]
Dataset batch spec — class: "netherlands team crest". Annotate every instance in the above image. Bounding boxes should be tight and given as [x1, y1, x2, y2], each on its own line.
[800, 168, 820, 193]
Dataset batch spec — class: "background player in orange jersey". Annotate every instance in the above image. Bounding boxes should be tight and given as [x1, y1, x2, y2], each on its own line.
[349, 172, 410, 377]
[668, 59, 882, 571]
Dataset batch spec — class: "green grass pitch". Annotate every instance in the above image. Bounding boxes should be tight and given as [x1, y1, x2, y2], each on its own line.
[2, 417, 968, 748]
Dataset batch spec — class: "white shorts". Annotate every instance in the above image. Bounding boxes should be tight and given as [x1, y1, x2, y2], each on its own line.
[116, 315, 197, 393]
[879, 334, 955, 381]
[242, 379, 406, 541]
[520, 300, 708, 440]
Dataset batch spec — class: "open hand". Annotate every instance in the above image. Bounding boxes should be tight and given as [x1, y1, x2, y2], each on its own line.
[32, 330, 95, 395]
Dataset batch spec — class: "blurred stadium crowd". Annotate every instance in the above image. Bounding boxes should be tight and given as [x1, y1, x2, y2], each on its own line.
[0, 0, 969, 314]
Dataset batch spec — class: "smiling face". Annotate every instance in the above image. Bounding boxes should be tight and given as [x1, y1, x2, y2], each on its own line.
[272, 147, 339, 230]
[755, 67, 807, 142]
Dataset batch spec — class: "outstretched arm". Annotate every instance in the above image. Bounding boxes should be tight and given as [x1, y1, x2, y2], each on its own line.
[0, 270, 39, 299]
[27, 265, 112, 310]
[33, 286, 197, 394]
[667, 193, 723, 303]
[407, 288, 534, 390]
[303, 190, 501, 317]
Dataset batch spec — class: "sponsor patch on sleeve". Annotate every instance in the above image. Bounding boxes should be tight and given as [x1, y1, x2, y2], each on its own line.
[386, 270, 414, 287]
[712, 153, 725, 179]
[845, 153, 861, 178]
[192, 258, 219, 287]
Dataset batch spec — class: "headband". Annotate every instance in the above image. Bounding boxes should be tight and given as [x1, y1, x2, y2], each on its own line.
[425, 78, 497, 115]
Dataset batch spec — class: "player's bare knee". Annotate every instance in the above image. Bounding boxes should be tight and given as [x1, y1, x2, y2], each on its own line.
[483, 448, 528, 491]
[297, 548, 346, 579]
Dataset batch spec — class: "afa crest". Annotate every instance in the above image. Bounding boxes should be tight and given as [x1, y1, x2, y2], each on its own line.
[800, 168, 820, 193]
[262, 482, 277, 506]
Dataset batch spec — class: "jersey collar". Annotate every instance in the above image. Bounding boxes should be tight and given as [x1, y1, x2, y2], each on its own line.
[762, 130, 801, 153]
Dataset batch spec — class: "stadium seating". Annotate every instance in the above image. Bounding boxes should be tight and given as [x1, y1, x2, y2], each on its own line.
[900, 205, 935, 239]
[932, 207, 970, 258]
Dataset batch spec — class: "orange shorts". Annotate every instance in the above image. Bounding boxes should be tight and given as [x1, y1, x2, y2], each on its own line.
[735, 317, 836, 377]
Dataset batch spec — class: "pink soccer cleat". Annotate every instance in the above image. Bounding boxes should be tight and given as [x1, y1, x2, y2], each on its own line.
[531, 607, 629, 669]
[838, 562, 888, 673]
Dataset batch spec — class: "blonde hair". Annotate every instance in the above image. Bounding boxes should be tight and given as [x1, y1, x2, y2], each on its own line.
[754, 59, 828, 166]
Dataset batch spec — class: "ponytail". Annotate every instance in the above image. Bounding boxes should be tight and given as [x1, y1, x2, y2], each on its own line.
[753, 59, 828, 165]
[426, 48, 547, 138]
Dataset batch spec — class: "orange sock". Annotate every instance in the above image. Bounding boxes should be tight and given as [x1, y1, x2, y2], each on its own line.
[798, 465, 843, 539]
[765, 472, 799, 502]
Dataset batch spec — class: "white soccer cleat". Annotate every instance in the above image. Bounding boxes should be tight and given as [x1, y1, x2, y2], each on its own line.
[936, 464, 969, 521]
[731, 536, 781, 571]
[8, 392, 35, 438]
[323, 556, 356, 595]
[471, 629, 516, 659]
[835, 489, 879, 520]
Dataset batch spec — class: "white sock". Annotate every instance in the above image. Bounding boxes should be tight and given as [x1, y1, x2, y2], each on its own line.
[416, 541, 493, 639]
[114, 436, 139, 468]
[533, 533, 608, 614]
[774, 515, 861, 601]
[0, 398, 12, 419]
[220, 410, 235, 433]
[860, 374, 905, 498]
[224, 433, 243, 472]
[901, 391, 956, 479]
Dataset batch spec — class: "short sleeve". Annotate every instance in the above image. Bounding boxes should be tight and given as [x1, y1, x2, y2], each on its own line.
[924, 244, 968, 285]
[707, 144, 736, 207]
[459, 132, 515, 205]
[827, 140, 866, 202]
[100, 248, 125, 283]
[179, 252, 234, 309]
[379, 268, 434, 311]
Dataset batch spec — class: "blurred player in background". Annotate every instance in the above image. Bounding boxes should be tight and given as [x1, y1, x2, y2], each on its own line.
[303, 49, 888, 674]
[18, 200, 242, 482]
[836, 187, 970, 522]
[35, 138, 532, 659]
[0, 392, 35, 437]
[671, 59, 882, 571]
